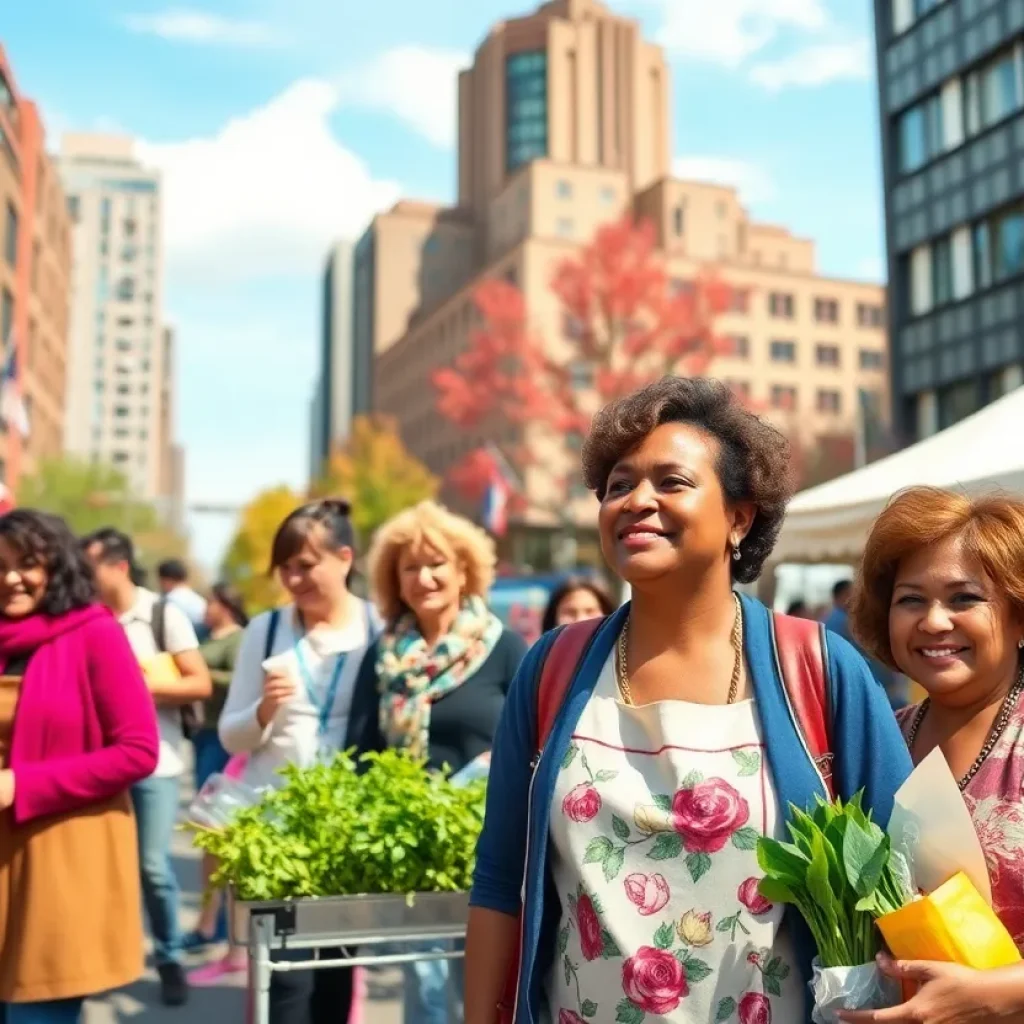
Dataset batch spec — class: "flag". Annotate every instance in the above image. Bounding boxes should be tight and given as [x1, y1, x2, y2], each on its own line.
[480, 443, 517, 537]
[0, 339, 29, 439]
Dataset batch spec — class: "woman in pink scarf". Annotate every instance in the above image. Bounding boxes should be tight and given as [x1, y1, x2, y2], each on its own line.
[0, 509, 158, 1024]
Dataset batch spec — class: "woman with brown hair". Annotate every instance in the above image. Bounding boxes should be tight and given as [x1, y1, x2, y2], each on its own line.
[541, 576, 617, 634]
[465, 377, 910, 1024]
[841, 487, 1024, 1023]
[219, 498, 382, 1024]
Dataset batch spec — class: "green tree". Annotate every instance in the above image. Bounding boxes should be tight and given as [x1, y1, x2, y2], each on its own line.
[221, 485, 303, 613]
[17, 457, 190, 575]
[311, 415, 439, 542]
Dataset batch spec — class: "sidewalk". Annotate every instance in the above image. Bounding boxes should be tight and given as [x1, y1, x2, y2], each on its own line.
[82, 792, 402, 1023]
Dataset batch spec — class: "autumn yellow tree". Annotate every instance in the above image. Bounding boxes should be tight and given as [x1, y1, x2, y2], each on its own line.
[311, 415, 439, 542]
[221, 485, 303, 612]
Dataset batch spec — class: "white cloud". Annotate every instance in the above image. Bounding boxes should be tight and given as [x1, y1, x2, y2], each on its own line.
[672, 156, 777, 205]
[749, 38, 872, 90]
[650, 0, 828, 66]
[334, 46, 469, 148]
[123, 9, 281, 48]
[137, 79, 401, 283]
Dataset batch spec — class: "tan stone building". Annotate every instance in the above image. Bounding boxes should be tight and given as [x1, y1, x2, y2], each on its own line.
[362, 0, 889, 553]
[0, 45, 72, 490]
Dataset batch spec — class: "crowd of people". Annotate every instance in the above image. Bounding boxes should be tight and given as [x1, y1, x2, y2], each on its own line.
[1, 374, 1024, 1024]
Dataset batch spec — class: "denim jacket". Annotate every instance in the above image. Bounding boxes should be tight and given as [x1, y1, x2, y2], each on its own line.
[469, 594, 913, 1023]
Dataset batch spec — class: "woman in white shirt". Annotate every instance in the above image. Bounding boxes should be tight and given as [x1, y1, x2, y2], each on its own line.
[219, 497, 381, 1024]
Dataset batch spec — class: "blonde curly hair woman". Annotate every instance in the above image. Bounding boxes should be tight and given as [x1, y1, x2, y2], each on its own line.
[354, 501, 527, 1024]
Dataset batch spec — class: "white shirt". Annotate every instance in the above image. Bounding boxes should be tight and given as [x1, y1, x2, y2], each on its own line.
[165, 585, 208, 633]
[118, 586, 200, 778]
[545, 653, 804, 1023]
[218, 604, 373, 792]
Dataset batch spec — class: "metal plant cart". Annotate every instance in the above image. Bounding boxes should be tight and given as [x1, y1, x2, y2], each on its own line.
[234, 891, 469, 1024]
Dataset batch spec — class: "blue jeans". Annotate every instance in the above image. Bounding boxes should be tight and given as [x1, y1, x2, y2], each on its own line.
[192, 728, 230, 789]
[131, 776, 183, 966]
[0, 998, 83, 1023]
[401, 941, 464, 1024]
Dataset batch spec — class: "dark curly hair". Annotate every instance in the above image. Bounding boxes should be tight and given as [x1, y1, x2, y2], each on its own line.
[581, 377, 794, 584]
[0, 509, 97, 615]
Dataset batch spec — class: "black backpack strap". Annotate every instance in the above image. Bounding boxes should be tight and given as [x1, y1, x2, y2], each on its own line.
[264, 608, 281, 661]
[152, 597, 167, 653]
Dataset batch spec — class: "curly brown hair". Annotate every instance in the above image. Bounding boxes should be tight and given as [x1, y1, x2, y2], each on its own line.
[580, 376, 794, 584]
[851, 486, 1024, 669]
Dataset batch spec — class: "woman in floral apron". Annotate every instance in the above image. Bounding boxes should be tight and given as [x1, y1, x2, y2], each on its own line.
[465, 378, 912, 1024]
[842, 487, 1024, 1023]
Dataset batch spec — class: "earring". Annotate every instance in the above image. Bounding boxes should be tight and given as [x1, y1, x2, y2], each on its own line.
[1018, 638, 1023, 650]
[732, 538, 742, 562]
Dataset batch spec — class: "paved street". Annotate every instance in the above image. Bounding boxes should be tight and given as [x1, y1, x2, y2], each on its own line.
[83, 789, 403, 1023]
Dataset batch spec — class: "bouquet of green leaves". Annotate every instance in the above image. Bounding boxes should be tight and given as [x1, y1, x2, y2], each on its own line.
[190, 749, 487, 902]
[757, 793, 913, 1022]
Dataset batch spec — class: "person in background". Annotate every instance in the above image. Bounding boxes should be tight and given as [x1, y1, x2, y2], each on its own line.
[541, 576, 616, 633]
[842, 488, 1024, 1022]
[219, 498, 381, 1024]
[83, 529, 211, 1009]
[0, 510, 159, 1024]
[359, 500, 528, 1024]
[787, 598, 809, 618]
[158, 559, 208, 640]
[826, 579, 906, 709]
[182, 582, 249, 954]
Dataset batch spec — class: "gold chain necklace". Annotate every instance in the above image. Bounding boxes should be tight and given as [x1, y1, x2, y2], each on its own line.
[615, 594, 744, 707]
[905, 665, 1024, 792]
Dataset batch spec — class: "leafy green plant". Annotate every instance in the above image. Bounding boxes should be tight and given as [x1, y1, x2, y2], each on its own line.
[191, 749, 486, 901]
[757, 792, 911, 968]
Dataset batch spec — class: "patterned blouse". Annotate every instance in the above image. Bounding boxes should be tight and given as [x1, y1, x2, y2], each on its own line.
[897, 698, 1024, 947]
[545, 653, 804, 1024]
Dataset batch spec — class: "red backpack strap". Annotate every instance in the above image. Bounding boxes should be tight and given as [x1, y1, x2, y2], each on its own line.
[536, 618, 602, 750]
[771, 613, 835, 799]
[498, 617, 603, 1024]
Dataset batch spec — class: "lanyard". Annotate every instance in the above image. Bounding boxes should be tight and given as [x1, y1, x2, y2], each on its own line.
[293, 634, 348, 739]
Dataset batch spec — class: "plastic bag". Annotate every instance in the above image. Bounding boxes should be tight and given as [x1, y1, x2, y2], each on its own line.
[811, 959, 901, 1023]
[186, 772, 263, 831]
[450, 750, 491, 787]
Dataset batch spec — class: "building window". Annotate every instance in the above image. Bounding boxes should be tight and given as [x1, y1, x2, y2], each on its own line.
[116, 277, 135, 301]
[932, 235, 953, 306]
[995, 207, 1024, 282]
[506, 51, 548, 173]
[728, 380, 750, 399]
[556, 179, 572, 199]
[813, 298, 839, 324]
[100, 198, 111, 233]
[66, 195, 80, 221]
[974, 222, 993, 290]
[817, 389, 842, 413]
[859, 349, 885, 370]
[938, 379, 979, 430]
[897, 94, 942, 174]
[980, 49, 1022, 127]
[599, 186, 616, 205]
[856, 303, 884, 328]
[729, 335, 750, 359]
[0, 287, 11, 344]
[816, 344, 840, 367]
[4, 202, 16, 267]
[909, 244, 933, 316]
[770, 385, 797, 410]
[770, 340, 796, 363]
[556, 218, 574, 238]
[768, 292, 794, 318]
[674, 206, 684, 236]
[729, 289, 749, 314]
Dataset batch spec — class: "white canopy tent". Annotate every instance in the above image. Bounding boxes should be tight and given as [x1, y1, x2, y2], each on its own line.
[772, 387, 1024, 564]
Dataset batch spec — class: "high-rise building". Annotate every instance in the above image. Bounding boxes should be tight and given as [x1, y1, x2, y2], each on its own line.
[0, 45, 73, 489]
[157, 326, 185, 532]
[361, 0, 889, 545]
[310, 241, 359, 479]
[58, 133, 169, 502]
[872, 0, 1024, 444]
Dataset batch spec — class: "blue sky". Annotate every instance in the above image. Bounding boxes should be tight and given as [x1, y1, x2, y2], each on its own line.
[4, 0, 885, 570]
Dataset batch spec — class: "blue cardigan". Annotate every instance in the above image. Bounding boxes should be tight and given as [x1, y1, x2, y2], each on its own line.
[469, 594, 913, 1024]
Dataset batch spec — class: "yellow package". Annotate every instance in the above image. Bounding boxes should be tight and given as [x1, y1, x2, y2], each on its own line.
[140, 652, 181, 687]
[877, 871, 1021, 969]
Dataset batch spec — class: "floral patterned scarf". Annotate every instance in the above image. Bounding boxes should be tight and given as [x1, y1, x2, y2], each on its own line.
[377, 595, 503, 759]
